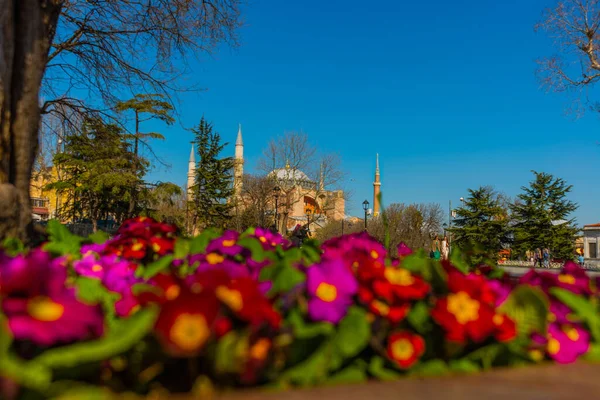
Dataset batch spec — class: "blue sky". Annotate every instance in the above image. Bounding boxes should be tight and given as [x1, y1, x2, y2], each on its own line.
[143, 0, 599, 225]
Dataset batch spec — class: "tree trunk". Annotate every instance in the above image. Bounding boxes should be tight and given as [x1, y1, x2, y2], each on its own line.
[0, 0, 63, 243]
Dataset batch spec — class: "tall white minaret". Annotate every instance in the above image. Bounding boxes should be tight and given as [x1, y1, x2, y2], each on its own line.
[373, 153, 381, 217]
[233, 124, 244, 197]
[186, 144, 195, 201]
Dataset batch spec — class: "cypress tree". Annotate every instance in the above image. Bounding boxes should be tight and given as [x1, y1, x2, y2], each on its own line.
[449, 186, 511, 265]
[510, 171, 578, 260]
[191, 117, 235, 229]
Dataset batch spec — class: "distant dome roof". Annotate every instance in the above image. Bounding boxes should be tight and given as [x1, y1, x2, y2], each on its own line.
[269, 168, 313, 183]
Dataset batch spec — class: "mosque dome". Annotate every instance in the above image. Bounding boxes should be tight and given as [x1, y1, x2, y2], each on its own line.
[268, 168, 313, 183]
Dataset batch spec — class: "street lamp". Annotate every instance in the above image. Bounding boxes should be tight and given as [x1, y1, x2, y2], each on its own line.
[362, 200, 370, 230]
[273, 186, 281, 233]
[305, 208, 312, 236]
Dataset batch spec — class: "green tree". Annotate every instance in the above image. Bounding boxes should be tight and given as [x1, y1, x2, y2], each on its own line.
[47, 117, 145, 231]
[116, 94, 175, 216]
[449, 186, 511, 266]
[510, 171, 578, 260]
[191, 117, 235, 230]
[140, 182, 186, 230]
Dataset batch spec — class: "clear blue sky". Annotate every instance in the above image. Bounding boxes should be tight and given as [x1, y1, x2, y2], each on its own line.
[144, 0, 599, 226]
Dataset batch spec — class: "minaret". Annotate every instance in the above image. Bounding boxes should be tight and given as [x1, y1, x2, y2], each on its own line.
[186, 144, 195, 201]
[373, 153, 381, 217]
[233, 124, 244, 197]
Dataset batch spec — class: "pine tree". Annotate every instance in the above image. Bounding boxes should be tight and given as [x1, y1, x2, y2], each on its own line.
[191, 117, 235, 229]
[449, 186, 511, 265]
[47, 117, 145, 231]
[510, 171, 578, 260]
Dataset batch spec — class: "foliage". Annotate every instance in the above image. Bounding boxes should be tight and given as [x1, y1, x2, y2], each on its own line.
[46, 117, 145, 228]
[449, 186, 511, 266]
[1, 217, 599, 399]
[191, 117, 235, 230]
[510, 171, 579, 260]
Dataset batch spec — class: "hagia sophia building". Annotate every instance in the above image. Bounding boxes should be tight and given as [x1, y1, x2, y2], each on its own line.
[186, 125, 381, 234]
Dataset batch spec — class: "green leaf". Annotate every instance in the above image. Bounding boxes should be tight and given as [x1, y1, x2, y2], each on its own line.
[87, 230, 109, 244]
[326, 362, 367, 385]
[408, 360, 448, 377]
[499, 285, 549, 338]
[550, 288, 600, 341]
[401, 251, 429, 274]
[189, 229, 221, 254]
[268, 263, 306, 296]
[173, 237, 190, 259]
[449, 247, 470, 274]
[32, 307, 158, 369]
[237, 237, 266, 262]
[329, 306, 370, 371]
[141, 255, 175, 279]
[279, 343, 330, 386]
[1, 237, 25, 256]
[583, 344, 600, 362]
[47, 219, 76, 242]
[465, 343, 503, 369]
[50, 385, 113, 400]
[214, 331, 248, 374]
[407, 301, 432, 334]
[300, 241, 321, 264]
[368, 356, 401, 380]
[286, 309, 334, 339]
[44, 220, 82, 256]
[449, 359, 480, 373]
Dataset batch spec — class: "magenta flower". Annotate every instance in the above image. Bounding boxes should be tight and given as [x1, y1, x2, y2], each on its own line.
[321, 232, 387, 272]
[80, 242, 107, 256]
[546, 323, 589, 364]
[488, 277, 513, 307]
[306, 259, 358, 324]
[102, 259, 142, 294]
[397, 242, 413, 257]
[73, 253, 120, 280]
[519, 269, 558, 293]
[555, 261, 591, 295]
[206, 231, 244, 256]
[0, 251, 104, 346]
[252, 227, 290, 250]
[189, 253, 249, 279]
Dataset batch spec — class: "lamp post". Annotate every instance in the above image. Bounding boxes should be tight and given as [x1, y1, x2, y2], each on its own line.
[362, 200, 370, 231]
[273, 186, 281, 233]
[305, 208, 312, 236]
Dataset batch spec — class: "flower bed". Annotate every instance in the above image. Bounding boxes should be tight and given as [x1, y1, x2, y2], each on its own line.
[1, 217, 600, 399]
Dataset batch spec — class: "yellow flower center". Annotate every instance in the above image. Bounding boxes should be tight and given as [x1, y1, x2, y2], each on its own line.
[447, 291, 480, 324]
[547, 338, 560, 355]
[250, 338, 271, 360]
[190, 283, 203, 293]
[372, 300, 390, 316]
[258, 236, 267, 243]
[27, 297, 65, 322]
[315, 282, 338, 302]
[384, 268, 415, 286]
[564, 327, 580, 341]
[169, 313, 210, 352]
[165, 285, 180, 300]
[222, 239, 236, 247]
[132, 242, 144, 251]
[558, 274, 576, 285]
[391, 338, 414, 361]
[529, 349, 544, 361]
[370, 250, 379, 259]
[216, 286, 243, 311]
[91, 264, 103, 273]
[493, 314, 504, 326]
[152, 242, 161, 252]
[206, 253, 224, 265]
[352, 261, 359, 269]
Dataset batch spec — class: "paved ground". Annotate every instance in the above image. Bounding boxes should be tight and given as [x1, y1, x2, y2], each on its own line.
[499, 265, 600, 278]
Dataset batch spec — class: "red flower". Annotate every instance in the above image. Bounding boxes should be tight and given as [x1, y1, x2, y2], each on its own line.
[149, 236, 175, 256]
[386, 331, 425, 369]
[431, 290, 496, 343]
[214, 316, 233, 338]
[358, 286, 410, 324]
[215, 278, 281, 329]
[372, 266, 430, 303]
[154, 287, 220, 357]
[493, 313, 517, 343]
[241, 337, 272, 384]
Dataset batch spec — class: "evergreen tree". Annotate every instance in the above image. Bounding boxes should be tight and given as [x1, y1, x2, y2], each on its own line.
[510, 171, 578, 260]
[47, 117, 145, 231]
[191, 117, 235, 229]
[449, 186, 511, 265]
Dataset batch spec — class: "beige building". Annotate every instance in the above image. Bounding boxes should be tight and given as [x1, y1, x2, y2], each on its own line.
[583, 222, 600, 260]
[185, 125, 347, 234]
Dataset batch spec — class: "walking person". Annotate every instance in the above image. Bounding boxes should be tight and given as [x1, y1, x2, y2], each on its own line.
[534, 248, 542, 269]
[431, 234, 441, 260]
[543, 248, 550, 269]
[578, 252, 585, 267]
